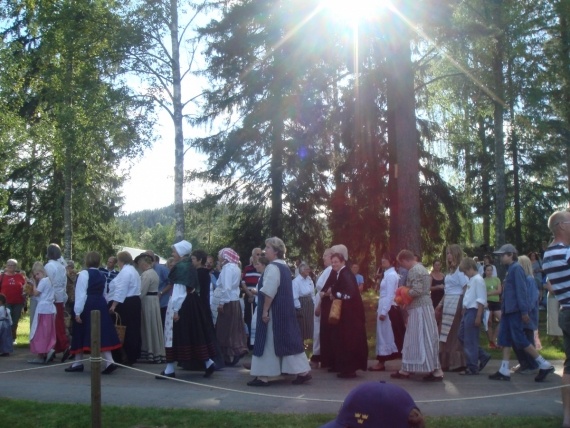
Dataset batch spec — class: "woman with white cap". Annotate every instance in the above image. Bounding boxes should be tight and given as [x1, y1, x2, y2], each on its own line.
[156, 240, 217, 379]
[215, 248, 248, 366]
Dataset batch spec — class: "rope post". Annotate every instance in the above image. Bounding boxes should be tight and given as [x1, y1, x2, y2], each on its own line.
[91, 310, 102, 428]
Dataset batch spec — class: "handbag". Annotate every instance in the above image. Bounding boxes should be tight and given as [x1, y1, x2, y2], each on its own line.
[114, 313, 126, 344]
[328, 299, 342, 325]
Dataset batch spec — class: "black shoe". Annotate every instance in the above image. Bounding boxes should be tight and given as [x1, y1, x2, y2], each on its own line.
[155, 370, 176, 380]
[204, 363, 216, 378]
[488, 371, 510, 381]
[247, 377, 270, 387]
[61, 347, 71, 363]
[292, 373, 312, 384]
[65, 364, 84, 373]
[535, 366, 555, 382]
[479, 354, 491, 372]
[102, 364, 118, 375]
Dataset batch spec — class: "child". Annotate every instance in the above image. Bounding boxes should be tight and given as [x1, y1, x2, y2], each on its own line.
[0, 294, 14, 356]
[458, 257, 491, 375]
[28, 262, 56, 364]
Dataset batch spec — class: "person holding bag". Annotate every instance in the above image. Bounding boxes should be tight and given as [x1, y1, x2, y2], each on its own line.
[329, 250, 368, 379]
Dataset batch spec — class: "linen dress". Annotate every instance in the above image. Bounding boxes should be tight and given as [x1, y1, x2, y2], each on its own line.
[30, 277, 56, 355]
[401, 263, 441, 373]
[251, 260, 310, 377]
[140, 268, 166, 363]
[439, 268, 468, 370]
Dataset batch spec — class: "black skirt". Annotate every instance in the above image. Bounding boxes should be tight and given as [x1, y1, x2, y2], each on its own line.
[167, 292, 217, 363]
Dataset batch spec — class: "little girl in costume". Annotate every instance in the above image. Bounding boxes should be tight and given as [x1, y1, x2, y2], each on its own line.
[0, 294, 14, 356]
[28, 262, 56, 364]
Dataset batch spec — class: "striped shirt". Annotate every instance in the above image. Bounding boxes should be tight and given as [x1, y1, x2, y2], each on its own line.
[543, 243, 570, 306]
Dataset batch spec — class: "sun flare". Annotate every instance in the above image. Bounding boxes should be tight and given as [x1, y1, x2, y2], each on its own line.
[321, 0, 390, 23]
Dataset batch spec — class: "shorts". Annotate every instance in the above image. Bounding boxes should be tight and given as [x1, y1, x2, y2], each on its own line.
[559, 309, 570, 375]
[497, 312, 532, 349]
[487, 301, 501, 312]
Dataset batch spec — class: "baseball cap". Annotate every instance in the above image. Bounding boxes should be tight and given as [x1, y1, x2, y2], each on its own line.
[493, 244, 518, 255]
[319, 382, 420, 428]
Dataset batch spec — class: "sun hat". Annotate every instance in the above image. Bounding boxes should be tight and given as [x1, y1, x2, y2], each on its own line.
[319, 381, 420, 428]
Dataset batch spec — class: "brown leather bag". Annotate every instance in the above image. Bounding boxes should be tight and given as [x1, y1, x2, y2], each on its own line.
[328, 299, 342, 325]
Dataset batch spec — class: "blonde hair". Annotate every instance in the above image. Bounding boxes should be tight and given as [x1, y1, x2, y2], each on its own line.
[31, 261, 46, 276]
[446, 244, 463, 271]
[518, 255, 533, 277]
[459, 257, 477, 274]
[265, 237, 286, 259]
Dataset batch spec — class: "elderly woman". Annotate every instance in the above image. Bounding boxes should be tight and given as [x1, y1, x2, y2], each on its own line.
[108, 251, 142, 366]
[157, 240, 216, 379]
[0, 259, 26, 342]
[436, 244, 468, 371]
[135, 253, 166, 364]
[328, 251, 368, 378]
[248, 237, 312, 386]
[292, 262, 315, 342]
[215, 248, 248, 366]
[392, 250, 444, 381]
[65, 252, 121, 374]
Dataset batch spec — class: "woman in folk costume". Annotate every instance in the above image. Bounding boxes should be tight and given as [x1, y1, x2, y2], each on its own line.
[310, 248, 333, 367]
[369, 253, 406, 371]
[248, 237, 312, 386]
[215, 248, 248, 366]
[156, 240, 217, 379]
[135, 253, 166, 364]
[329, 251, 368, 378]
[436, 244, 468, 371]
[65, 252, 121, 374]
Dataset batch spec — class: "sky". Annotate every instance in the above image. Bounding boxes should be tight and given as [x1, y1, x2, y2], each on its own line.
[120, 111, 207, 214]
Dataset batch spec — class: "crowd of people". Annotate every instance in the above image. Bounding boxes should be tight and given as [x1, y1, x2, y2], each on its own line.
[1, 209, 570, 425]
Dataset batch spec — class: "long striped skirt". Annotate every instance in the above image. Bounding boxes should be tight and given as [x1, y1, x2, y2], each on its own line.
[401, 304, 441, 374]
[296, 295, 314, 341]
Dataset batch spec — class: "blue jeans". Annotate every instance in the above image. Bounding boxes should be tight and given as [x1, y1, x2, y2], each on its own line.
[459, 308, 490, 373]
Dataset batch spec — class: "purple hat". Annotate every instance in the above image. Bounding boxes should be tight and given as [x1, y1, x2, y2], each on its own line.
[320, 382, 420, 428]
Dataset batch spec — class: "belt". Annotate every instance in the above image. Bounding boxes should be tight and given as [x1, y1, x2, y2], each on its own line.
[146, 292, 158, 296]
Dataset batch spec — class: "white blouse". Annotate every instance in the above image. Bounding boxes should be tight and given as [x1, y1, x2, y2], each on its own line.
[378, 267, 398, 316]
[216, 262, 241, 304]
[107, 264, 141, 303]
[45, 259, 67, 304]
[292, 275, 315, 309]
[444, 268, 469, 295]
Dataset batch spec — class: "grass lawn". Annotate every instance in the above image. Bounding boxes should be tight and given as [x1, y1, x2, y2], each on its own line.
[6, 294, 565, 427]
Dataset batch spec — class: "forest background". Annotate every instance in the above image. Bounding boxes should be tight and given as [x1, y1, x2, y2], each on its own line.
[1, 0, 569, 280]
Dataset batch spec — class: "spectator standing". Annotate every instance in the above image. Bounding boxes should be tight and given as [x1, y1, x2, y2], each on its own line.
[0, 294, 14, 356]
[0, 259, 26, 343]
[542, 210, 570, 427]
[292, 262, 315, 342]
[350, 263, 365, 293]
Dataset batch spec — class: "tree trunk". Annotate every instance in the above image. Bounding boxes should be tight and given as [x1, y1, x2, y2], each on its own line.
[387, 26, 421, 255]
[558, 2, 570, 194]
[170, 0, 185, 243]
[269, 116, 284, 237]
[492, 0, 506, 248]
[478, 116, 491, 246]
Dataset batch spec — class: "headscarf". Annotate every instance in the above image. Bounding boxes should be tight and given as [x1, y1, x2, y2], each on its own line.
[173, 240, 192, 257]
[218, 248, 240, 264]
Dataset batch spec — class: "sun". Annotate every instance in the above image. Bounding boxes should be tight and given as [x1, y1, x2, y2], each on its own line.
[320, 0, 390, 23]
